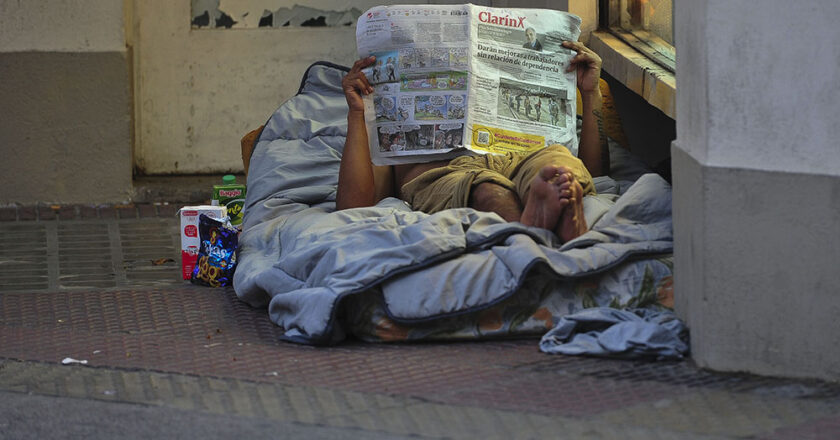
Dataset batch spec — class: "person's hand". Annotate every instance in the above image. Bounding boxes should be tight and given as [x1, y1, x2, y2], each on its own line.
[562, 41, 602, 94]
[342, 56, 376, 113]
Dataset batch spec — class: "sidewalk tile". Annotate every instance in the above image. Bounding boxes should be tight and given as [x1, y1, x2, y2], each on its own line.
[80, 206, 100, 219]
[0, 206, 17, 221]
[58, 205, 78, 220]
[138, 204, 157, 218]
[38, 206, 57, 221]
[117, 205, 137, 219]
[99, 206, 116, 219]
[157, 204, 179, 218]
[17, 206, 36, 221]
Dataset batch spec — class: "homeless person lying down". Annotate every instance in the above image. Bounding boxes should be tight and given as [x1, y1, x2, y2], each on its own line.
[337, 41, 609, 244]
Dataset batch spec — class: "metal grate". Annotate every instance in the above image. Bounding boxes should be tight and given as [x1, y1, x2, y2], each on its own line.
[0, 223, 49, 291]
[119, 220, 182, 286]
[57, 222, 115, 288]
[0, 219, 181, 292]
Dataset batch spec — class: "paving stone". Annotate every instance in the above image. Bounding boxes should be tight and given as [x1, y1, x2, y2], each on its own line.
[57, 205, 78, 220]
[99, 206, 117, 219]
[765, 413, 840, 440]
[137, 204, 158, 218]
[0, 206, 17, 221]
[117, 205, 138, 219]
[156, 204, 179, 218]
[38, 206, 57, 221]
[79, 205, 100, 219]
[17, 206, 37, 221]
[2, 285, 839, 439]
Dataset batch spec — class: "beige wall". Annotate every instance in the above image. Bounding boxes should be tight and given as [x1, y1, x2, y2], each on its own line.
[134, 0, 594, 175]
[0, 0, 595, 202]
[0, 0, 132, 204]
[134, 1, 374, 174]
[0, 0, 125, 52]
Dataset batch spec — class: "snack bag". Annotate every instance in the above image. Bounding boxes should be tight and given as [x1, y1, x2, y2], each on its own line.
[179, 205, 226, 279]
[190, 214, 238, 287]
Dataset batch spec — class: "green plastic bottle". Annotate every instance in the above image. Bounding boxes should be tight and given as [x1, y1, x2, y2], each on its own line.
[213, 174, 246, 227]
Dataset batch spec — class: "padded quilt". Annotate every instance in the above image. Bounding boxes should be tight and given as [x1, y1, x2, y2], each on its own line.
[234, 62, 675, 346]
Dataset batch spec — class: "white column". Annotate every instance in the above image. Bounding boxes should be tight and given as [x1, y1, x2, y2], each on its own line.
[673, 0, 840, 381]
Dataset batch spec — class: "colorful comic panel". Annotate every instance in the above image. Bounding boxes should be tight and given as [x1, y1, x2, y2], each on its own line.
[374, 95, 398, 122]
[447, 95, 466, 119]
[414, 95, 447, 120]
[434, 123, 464, 149]
[402, 124, 436, 151]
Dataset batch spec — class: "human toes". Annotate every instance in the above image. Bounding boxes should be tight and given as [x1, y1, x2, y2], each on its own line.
[567, 182, 584, 202]
[538, 165, 563, 181]
[551, 167, 573, 183]
[558, 188, 572, 199]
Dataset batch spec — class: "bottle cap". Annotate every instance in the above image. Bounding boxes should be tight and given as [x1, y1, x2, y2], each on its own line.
[222, 174, 236, 185]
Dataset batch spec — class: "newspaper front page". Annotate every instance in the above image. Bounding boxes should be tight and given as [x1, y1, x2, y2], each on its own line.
[356, 4, 581, 165]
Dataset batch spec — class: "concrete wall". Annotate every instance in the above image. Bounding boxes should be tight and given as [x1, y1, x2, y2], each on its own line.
[134, 0, 393, 175]
[0, 0, 592, 203]
[136, 0, 586, 175]
[0, 1, 132, 204]
[673, 0, 840, 381]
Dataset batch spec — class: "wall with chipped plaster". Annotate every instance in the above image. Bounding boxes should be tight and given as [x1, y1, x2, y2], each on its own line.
[136, 0, 387, 174]
[0, 0, 132, 204]
[191, 0, 371, 28]
[0, 0, 597, 203]
[673, 0, 840, 381]
[136, 0, 589, 175]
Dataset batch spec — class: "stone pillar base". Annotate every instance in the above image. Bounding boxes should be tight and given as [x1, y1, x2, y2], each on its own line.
[672, 143, 840, 382]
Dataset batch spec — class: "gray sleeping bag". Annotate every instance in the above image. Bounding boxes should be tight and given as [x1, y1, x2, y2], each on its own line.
[234, 63, 674, 346]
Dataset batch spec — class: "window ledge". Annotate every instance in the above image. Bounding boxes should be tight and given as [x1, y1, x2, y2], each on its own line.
[589, 30, 675, 119]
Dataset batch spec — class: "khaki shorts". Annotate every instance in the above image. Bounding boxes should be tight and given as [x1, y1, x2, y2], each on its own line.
[400, 145, 595, 214]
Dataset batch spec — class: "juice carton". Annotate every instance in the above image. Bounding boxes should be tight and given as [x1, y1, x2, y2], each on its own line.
[178, 205, 226, 280]
[213, 174, 247, 227]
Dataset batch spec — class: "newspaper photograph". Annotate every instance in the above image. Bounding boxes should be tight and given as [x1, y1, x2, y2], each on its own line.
[356, 4, 581, 165]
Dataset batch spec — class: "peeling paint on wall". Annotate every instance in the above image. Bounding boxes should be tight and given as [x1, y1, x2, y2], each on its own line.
[191, 1, 362, 29]
[260, 5, 361, 27]
[191, 0, 237, 28]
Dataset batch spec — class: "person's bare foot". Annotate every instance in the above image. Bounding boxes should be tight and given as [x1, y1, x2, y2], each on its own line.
[520, 165, 588, 243]
[520, 165, 572, 232]
[557, 177, 588, 243]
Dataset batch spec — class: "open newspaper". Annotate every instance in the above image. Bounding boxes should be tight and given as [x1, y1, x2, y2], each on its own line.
[356, 4, 581, 165]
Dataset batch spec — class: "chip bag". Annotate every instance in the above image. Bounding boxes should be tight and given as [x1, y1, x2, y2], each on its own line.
[190, 214, 238, 287]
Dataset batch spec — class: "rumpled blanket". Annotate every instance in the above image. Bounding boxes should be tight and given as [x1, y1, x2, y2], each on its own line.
[234, 62, 679, 348]
[539, 307, 689, 360]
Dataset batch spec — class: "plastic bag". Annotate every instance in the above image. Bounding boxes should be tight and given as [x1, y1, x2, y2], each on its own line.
[190, 214, 238, 287]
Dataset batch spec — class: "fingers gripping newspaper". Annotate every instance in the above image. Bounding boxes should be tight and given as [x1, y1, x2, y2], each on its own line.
[356, 4, 581, 165]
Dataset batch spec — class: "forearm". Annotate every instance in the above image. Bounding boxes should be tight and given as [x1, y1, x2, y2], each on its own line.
[336, 110, 377, 209]
[578, 89, 610, 177]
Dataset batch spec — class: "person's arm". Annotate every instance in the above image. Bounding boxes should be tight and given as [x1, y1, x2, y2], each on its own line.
[336, 57, 394, 210]
[562, 41, 610, 177]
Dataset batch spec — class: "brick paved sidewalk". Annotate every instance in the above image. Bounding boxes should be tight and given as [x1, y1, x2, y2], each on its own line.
[1, 214, 839, 439]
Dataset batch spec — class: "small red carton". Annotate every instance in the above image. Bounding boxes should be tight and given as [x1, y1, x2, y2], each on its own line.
[178, 205, 226, 280]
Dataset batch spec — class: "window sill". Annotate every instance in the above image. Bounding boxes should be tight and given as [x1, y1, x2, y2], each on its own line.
[589, 30, 675, 119]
